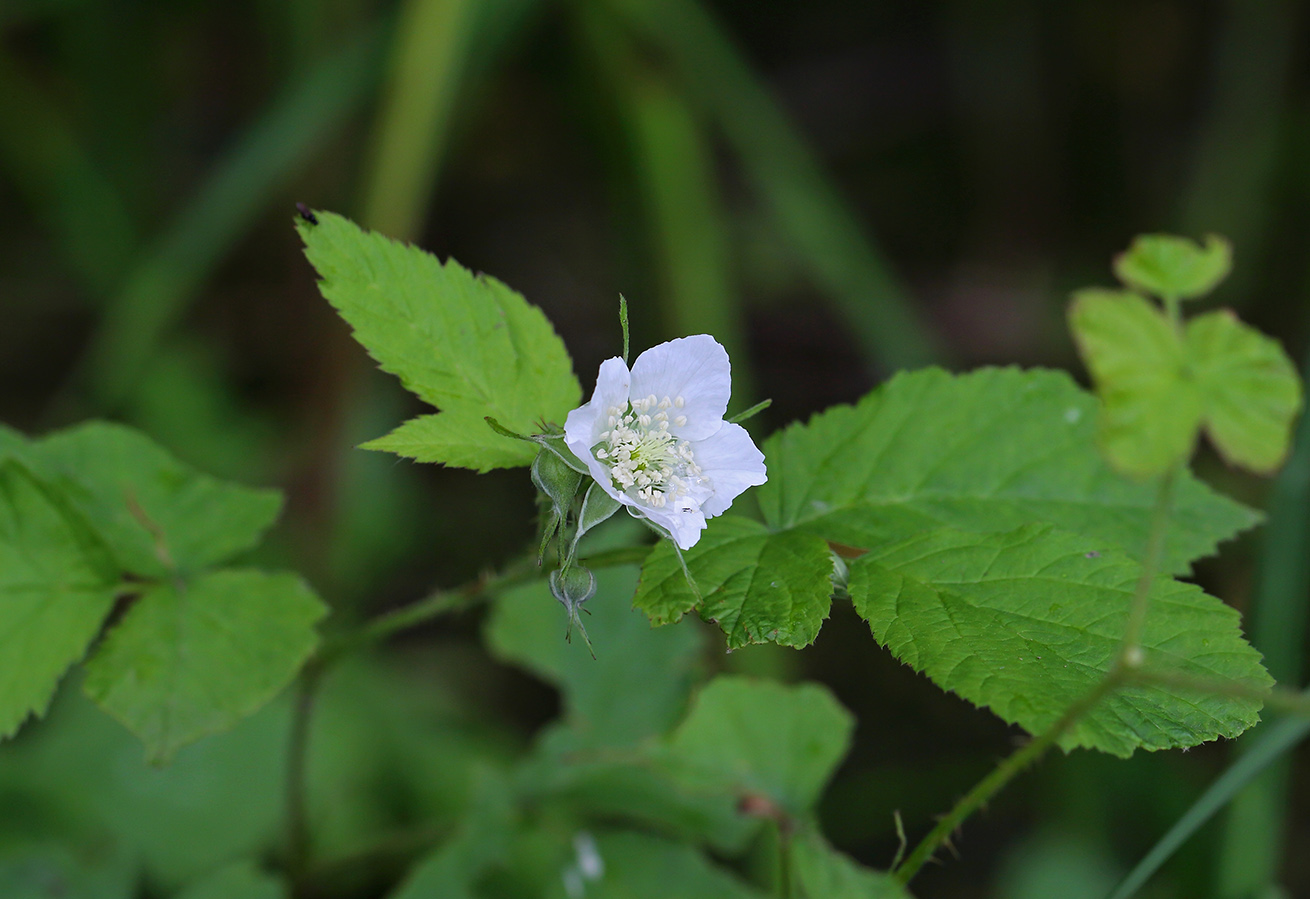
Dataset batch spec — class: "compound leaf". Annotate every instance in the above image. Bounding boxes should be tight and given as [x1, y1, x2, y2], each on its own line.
[634, 516, 833, 649]
[299, 211, 580, 470]
[0, 461, 120, 738]
[848, 523, 1271, 757]
[83, 569, 326, 763]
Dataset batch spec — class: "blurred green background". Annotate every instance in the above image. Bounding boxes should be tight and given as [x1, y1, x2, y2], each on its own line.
[3, 0, 1309, 897]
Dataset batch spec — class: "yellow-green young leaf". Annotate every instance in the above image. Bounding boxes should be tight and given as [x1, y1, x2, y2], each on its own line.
[298, 211, 581, 471]
[1113, 233, 1232, 300]
[668, 676, 854, 814]
[848, 524, 1271, 757]
[31, 422, 282, 578]
[0, 461, 121, 738]
[1187, 309, 1303, 474]
[634, 516, 833, 649]
[83, 569, 326, 763]
[790, 830, 907, 899]
[1069, 289, 1202, 477]
[758, 367, 1253, 574]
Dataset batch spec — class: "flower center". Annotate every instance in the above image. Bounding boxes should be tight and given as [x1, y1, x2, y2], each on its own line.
[593, 394, 705, 509]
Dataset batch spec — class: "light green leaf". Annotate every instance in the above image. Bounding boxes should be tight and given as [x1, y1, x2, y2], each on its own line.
[487, 567, 703, 748]
[31, 421, 282, 577]
[848, 524, 1271, 757]
[1113, 233, 1232, 300]
[668, 676, 854, 814]
[634, 516, 833, 649]
[176, 861, 286, 899]
[571, 831, 766, 899]
[1069, 289, 1202, 477]
[791, 830, 906, 899]
[0, 460, 120, 738]
[299, 211, 581, 470]
[83, 569, 327, 762]
[758, 367, 1253, 574]
[1187, 309, 1303, 474]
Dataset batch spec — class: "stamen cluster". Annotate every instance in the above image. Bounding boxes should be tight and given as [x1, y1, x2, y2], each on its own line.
[593, 394, 705, 509]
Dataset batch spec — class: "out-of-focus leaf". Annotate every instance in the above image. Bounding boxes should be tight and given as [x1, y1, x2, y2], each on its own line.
[32, 422, 282, 578]
[83, 570, 326, 763]
[300, 212, 581, 471]
[667, 676, 853, 814]
[790, 829, 906, 898]
[1113, 234, 1232, 300]
[562, 831, 766, 899]
[848, 524, 1271, 757]
[0, 839, 135, 899]
[0, 461, 119, 738]
[175, 861, 286, 899]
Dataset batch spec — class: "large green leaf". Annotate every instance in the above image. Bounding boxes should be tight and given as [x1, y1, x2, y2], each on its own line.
[790, 830, 906, 899]
[667, 676, 853, 814]
[83, 569, 326, 762]
[1068, 289, 1202, 477]
[848, 524, 1271, 757]
[0, 461, 120, 738]
[570, 831, 766, 899]
[30, 422, 281, 578]
[758, 367, 1254, 572]
[633, 516, 833, 649]
[299, 211, 581, 471]
[175, 862, 286, 899]
[1187, 309, 1302, 474]
[0, 840, 135, 899]
[487, 567, 702, 748]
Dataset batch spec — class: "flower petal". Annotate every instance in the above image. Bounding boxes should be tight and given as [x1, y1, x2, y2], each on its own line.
[641, 503, 708, 550]
[565, 356, 631, 491]
[629, 335, 731, 441]
[691, 422, 768, 518]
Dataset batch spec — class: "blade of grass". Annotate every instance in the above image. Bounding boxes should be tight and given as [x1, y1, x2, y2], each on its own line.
[68, 23, 385, 413]
[1105, 714, 1310, 899]
[358, 0, 475, 239]
[0, 54, 137, 296]
[605, 0, 943, 371]
[1212, 348, 1310, 898]
[575, 4, 752, 395]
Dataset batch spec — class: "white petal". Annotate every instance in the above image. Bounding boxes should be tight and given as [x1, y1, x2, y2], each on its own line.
[628, 335, 730, 441]
[565, 357, 631, 492]
[641, 502, 708, 550]
[691, 422, 767, 518]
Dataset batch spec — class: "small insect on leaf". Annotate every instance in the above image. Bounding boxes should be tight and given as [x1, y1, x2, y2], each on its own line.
[295, 203, 318, 225]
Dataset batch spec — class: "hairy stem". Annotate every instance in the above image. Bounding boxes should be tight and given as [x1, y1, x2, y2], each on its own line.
[893, 465, 1179, 885]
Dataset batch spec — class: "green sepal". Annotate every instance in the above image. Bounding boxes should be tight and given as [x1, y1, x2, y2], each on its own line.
[531, 449, 583, 521]
[1113, 233, 1232, 300]
[566, 481, 623, 566]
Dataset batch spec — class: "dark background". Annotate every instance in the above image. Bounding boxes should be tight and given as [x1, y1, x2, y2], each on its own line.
[2, 1, 1308, 897]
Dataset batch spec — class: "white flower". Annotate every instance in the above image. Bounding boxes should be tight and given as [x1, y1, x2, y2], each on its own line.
[564, 335, 767, 550]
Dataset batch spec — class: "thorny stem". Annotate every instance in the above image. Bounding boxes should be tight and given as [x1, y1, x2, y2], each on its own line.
[893, 465, 1180, 886]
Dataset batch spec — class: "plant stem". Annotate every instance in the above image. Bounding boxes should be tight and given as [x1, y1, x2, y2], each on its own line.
[286, 659, 324, 885]
[893, 463, 1179, 886]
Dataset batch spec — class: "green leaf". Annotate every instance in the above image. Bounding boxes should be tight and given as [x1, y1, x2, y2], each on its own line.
[31, 422, 282, 577]
[1187, 309, 1303, 474]
[634, 516, 833, 649]
[847, 524, 1271, 757]
[1069, 289, 1202, 477]
[299, 211, 581, 471]
[0, 461, 120, 738]
[575, 831, 766, 899]
[0, 840, 135, 899]
[487, 567, 703, 748]
[668, 676, 854, 814]
[757, 367, 1253, 574]
[83, 569, 327, 762]
[1113, 233, 1232, 300]
[791, 830, 907, 899]
[176, 862, 286, 899]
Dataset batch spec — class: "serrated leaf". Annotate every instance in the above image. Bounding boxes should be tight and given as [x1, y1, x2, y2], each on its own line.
[791, 830, 907, 899]
[668, 676, 854, 814]
[31, 422, 282, 578]
[0, 461, 121, 738]
[1187, 309, 1303, 474]
[487, 567, 703, 748]
[847, 523, 1271, 757]
[299, 211, 581, 471]
[83, 569, 326, 762]
[634, 516, 833, 649]
[177, 862, 286, 899]
[1113, 233, 1232, 300]
[758, 367, 1253, 574]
